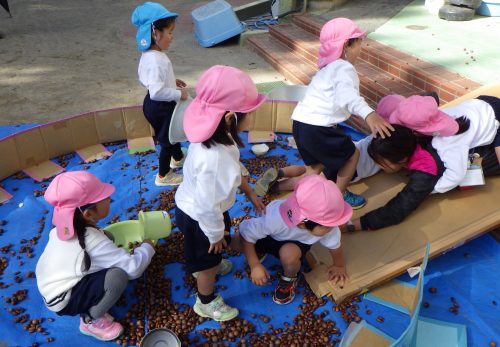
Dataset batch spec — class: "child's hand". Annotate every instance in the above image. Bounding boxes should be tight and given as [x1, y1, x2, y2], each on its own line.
[176, 79, 187, 88]
[365, 112, 394, 138]
[208, 237, 228, 254]
[249, 194, 266, 216]
[250, 264, 270, 286]
[180, 88, 189, 101]
[326, 265, 348, 286]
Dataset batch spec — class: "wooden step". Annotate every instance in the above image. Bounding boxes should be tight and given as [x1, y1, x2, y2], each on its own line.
[269, 23, 319, 66]
[247, 34, 316, 85]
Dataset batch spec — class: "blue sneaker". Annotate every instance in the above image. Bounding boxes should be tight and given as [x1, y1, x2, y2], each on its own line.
[343, 189, 366, 210]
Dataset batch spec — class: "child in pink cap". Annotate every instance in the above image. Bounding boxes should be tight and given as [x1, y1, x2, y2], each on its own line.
[233, 175, 352, 305]
[347, 95, 500, 231]
[36, 171, 155, 341]
[132, 2, 188, 187]
[175, 65, 266, 321]
[291, 18, 393, 210]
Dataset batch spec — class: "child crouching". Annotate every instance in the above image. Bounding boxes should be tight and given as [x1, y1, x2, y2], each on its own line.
[36, 172, 155, 341]
[236, 175, 352, 304]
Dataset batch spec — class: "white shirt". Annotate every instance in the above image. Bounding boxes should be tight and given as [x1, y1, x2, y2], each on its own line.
[292, 59, 374, 127]
[175, 142, 242, 244]
[352, 134, 380, 183]
[138, 50, 181, 102]
[36, 227, 155, 312]
[432, 99, 499, 193]
[239, 200, 341, 250]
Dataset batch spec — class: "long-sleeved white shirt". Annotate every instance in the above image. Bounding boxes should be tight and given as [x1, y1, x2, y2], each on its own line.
[239, 200, 341, 250]
[138, 50, 181, 102]
[432, 99, 499, 193]
[292, 59, 374, 127]
[36, 227, 155, 312]
[175, 142, 241, 244]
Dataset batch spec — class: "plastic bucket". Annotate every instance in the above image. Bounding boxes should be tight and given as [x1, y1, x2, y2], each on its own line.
[169, 97, 192, 144]
[139, 211, 172, 240]
[103, 220, 143, 249]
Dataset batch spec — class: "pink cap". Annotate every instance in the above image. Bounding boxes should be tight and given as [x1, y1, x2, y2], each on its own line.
[376, 94, 405, 122]
[183, 65, 267, 143]
[317, 18, 365, 69]
[378, 95, 458, 136]
[279, 175, 352, 228]
[44, 171, 115, 241]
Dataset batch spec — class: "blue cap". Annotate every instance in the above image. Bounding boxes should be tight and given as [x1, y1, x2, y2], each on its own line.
[131, 2, 178, 52]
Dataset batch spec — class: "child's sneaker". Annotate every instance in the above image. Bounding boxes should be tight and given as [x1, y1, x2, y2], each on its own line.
[273, 275, 298, 305]
[254, 168, 279, 196]
[193, 295, 239, 321]
[79, 314, 123, 341]
[193, 259, 232, 278]
[170, 147, 188, 169]
[155, 172, 182, 186]
[343, 189, 366, 210]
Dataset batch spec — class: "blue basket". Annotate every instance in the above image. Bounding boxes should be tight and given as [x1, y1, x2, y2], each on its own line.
[192, 0, 245, 48]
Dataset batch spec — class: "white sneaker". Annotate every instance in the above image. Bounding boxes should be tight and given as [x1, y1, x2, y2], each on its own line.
[192, 259, 232, 278]
[193, 295, 239, 321]
[154, 172, 182, 186]
[170, 147, 188, 169]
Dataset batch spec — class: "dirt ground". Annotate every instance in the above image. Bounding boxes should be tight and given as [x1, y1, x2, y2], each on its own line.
[0, 0, 284, 124]
[0, 0, 412, 125]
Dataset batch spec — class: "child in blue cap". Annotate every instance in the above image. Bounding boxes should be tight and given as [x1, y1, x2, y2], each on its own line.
[132, 2, 188, 186]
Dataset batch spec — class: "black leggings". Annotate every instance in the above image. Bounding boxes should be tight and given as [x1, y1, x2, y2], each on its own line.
[475, 95, 500, 176]
[159, 144, 183, 176]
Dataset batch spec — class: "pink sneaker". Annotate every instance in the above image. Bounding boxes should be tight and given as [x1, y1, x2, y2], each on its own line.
[79, 314, 123, 341]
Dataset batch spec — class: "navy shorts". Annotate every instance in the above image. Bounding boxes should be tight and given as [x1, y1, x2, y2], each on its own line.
[175, 207, 232, 274]
[57, 269, 108, 317]
[255, 236, 311, 259]
[292, 120, 356, 181]
[143, 93, 177, 147]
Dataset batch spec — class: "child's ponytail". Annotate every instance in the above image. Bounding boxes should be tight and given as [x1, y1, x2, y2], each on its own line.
[73, 208, 93, 272]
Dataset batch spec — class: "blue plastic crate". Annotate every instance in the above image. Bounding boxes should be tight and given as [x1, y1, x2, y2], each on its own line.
[192, 0, 245, 48]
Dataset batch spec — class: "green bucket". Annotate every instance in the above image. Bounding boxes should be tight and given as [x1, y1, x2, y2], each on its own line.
[104, 210, 171, 250]
[139, 211, 172, 240]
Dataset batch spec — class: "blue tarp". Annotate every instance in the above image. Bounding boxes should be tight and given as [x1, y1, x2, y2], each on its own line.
[0, 125, 498, 346]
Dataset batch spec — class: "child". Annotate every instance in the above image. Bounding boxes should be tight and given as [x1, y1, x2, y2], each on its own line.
[348, 110, 499, 231]
[174, 65, 266, 321]
[375, 94, 500, 193]
[132, 2, 188, 186]
[236, 175, 352, 305]
[36, 171, 155, 341]
[291, 18, 393, 209]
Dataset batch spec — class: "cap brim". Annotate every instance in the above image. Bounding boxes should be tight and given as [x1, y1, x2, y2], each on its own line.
[235, 93, 267, 114]
[424, 111, 459, 136]
[321, 201, 353, 227]
[88, 183, 115, 204]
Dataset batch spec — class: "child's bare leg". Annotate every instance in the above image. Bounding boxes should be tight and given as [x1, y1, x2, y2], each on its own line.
[336, 149, 360, 193]
[196, 265, 218, 296]
[496, 146, 500, 165]
[281, 165, 306, 178]
[279, 243, 302, 277]
[278, 164, 323, 192]
[229, 233, 241, 253]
